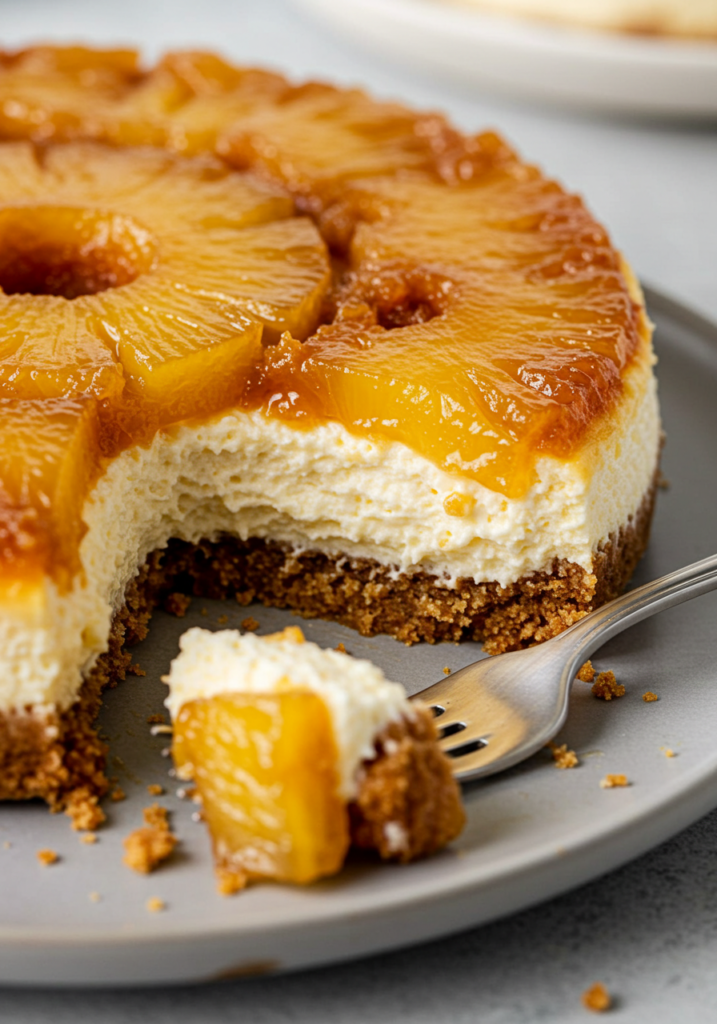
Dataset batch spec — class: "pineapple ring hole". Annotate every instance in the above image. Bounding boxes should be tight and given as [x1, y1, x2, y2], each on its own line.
[344, 262, 451, 331]
[0, 206, 157, 300]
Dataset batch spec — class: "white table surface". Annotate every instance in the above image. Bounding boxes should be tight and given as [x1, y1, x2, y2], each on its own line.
[1, 0, 716, 1019]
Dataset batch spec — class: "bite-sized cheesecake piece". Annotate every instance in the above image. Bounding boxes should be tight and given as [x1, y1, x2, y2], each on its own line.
[0, 46, 661, 812]
[165, 626, 465, 890]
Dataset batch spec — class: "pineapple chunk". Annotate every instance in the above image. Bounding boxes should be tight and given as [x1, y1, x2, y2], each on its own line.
[249, 171, 642, 498]
[217, 83, 437, 200]
[0, 46, 140, 144]
[147, 54, 290, 156]
[173, 690, 349, 887]
[0, 292, 124, 402]
[0, 144, 330, 427]
[0, 398, 101, 593]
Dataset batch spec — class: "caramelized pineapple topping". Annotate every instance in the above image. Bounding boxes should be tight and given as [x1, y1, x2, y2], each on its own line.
[173, 690, 349, 888]
[0, 46, 647, 588]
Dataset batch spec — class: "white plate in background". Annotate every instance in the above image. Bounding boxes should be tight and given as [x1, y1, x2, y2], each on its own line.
[294, 0, 717, 117]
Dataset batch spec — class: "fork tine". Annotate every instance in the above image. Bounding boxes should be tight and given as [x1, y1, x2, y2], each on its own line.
[411, 649, 548, 780]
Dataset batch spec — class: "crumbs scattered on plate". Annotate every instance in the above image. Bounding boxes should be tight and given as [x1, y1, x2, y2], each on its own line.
[146, 897, 166, 913]
[581, 981, 612, 1012]
[123, 805, 177, 874]
[549, 742, 579, 769]
[642, 692, 659, 702]
[592, 671, 625, 701]
[600, 774, 629, 789]
[576, 660, 595, 683]
[36, 849, 59, 866]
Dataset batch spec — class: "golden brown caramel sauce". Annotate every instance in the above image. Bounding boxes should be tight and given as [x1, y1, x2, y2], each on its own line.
[0, 398, 102, 592]
[0, 47, 645, 584]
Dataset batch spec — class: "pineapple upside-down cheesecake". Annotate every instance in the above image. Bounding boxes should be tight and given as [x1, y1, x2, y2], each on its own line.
[166, 626, 465, 889]
[0, 46, 661, 811]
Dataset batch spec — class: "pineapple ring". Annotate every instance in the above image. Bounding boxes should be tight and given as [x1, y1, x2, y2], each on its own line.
[0, 142, 330, 430]
[0, 47, 645, 498]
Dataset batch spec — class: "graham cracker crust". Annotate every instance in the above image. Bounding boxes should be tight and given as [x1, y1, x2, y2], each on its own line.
[0, 475, 656, 810]
[349, 709, 466, 863]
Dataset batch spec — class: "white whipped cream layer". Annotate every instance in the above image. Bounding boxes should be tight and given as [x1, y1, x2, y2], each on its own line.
[0, 342, 659, 713]
[164, 626, 410, 798]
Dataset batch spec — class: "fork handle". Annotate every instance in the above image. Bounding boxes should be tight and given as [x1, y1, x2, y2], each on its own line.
[560, 552, 717, 661]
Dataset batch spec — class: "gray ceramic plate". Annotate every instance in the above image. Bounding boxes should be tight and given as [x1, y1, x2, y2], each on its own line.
[0, 287, 715, 988]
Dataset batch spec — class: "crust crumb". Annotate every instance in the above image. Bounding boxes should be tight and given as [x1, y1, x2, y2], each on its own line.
[349, 709, 465, 862]
[217, 614, 228, 625]
[592, 671, 625, 701]
[577, 660, 596, 683]
[65, 788, 106, 831]
[147, 714, 165, 725]
[110, 786, 126, 802]
[164, 592, 191, 617]
[662, 747, 676, 758]
[549, 742, 579, 769]
[143, 803, 170, 829]
[216, 867, 248, 896]
[581, 981, 612, 1012]
[80, 832, 98, 845]
[335, 642, 347, 653]
[123, 804, 177, 874]
[241, 616, 260, 632]
[37, 849, 58, 866]
[443, 666, 451, 676]
[146, 897, 166, 913]
[600, 774, 629, 789]
[127, 662, 146, 677]
[147, 784, 164, 796]
[642, 691, 659, 702]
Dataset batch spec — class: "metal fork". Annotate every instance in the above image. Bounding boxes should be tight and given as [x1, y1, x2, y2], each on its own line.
[410, 553, 717, 782]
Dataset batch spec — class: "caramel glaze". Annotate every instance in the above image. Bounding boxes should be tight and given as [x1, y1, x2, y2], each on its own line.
[0, 47, 645, 588]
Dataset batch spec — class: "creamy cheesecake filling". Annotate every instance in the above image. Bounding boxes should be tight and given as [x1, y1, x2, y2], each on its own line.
[0, 340, 659, 714]
[165, 626, 410, 798]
